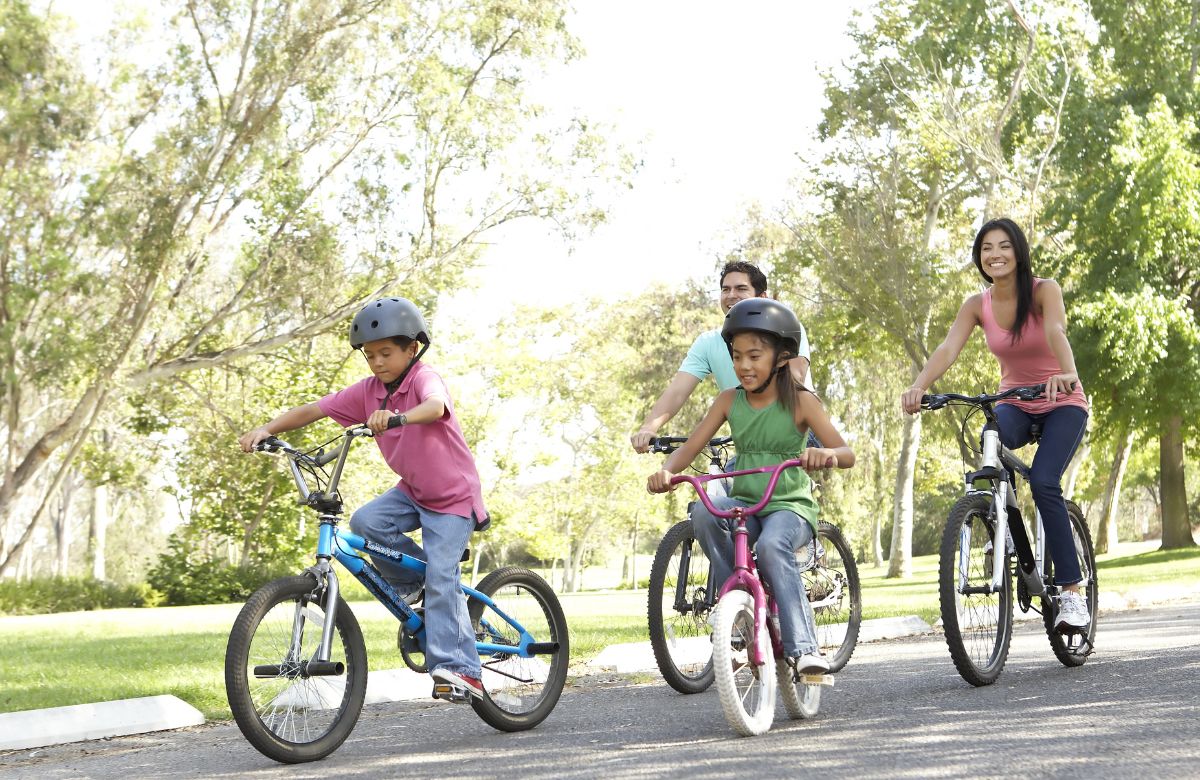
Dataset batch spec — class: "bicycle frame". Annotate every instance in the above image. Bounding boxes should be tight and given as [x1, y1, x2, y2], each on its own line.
[926, 385, 1060, 604]
[260, 429, 554, 669]
[670, 459, 803, 668]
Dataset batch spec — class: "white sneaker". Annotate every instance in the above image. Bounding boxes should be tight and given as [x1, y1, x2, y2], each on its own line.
[1055, 590, 1090, 632]
[788, 652, 830, 677]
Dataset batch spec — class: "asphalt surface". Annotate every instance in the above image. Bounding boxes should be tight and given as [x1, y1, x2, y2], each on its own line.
[3, 601, 1198, 780]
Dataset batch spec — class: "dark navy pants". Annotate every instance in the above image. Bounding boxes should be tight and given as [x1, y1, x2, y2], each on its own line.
[994, 403, 1089, 586]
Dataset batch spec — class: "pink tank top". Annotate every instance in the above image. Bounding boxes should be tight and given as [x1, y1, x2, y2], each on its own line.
[981, 280, 1088, 415]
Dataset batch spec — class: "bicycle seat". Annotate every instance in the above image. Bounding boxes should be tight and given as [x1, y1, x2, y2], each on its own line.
[1028, 422, 1043, 443]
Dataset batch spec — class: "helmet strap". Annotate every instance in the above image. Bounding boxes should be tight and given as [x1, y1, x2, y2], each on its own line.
[379, 342, 429, 409]
[747, 352, 788, 395]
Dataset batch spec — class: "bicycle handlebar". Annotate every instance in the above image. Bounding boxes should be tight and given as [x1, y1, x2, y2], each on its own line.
[648, 435, 733, 454]
[921, 383, 1048, 411]
[669, 459, 804, 518]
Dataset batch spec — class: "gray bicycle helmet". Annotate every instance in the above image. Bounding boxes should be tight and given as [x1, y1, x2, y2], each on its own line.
[349, 297, 431, 350]
[721, 298, 803, 355]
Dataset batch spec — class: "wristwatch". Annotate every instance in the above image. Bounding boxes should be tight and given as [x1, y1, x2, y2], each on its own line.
[397, 413, 408, 426]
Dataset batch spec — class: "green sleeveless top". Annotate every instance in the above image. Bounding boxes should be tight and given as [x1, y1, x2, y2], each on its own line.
[728, 390, 819, 530]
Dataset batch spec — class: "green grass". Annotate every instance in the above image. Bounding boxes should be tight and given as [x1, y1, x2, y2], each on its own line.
[2, 541, 1197, 721]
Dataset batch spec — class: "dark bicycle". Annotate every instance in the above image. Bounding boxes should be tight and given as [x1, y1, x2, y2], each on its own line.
[923, 383, 1097, 686]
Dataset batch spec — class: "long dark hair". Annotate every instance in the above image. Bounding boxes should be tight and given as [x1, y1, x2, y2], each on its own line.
[972, 217, 1034, 343]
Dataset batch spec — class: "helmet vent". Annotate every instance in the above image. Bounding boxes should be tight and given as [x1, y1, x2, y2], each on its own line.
[371, 320, 379, 328]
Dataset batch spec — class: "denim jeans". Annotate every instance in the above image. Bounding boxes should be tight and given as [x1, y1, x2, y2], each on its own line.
[691, 495, 820, 657]
[995, 404, 1089, 586]
[349, 488, 481, 678]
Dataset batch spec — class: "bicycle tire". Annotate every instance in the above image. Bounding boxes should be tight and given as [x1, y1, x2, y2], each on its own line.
[1042, 501, 1098, 666]
[467, 566, 569, 732]
[225, 575, 367, 763]
[647, 518, 715, 694]
[711, 590, 776, 736]
[938, 493, 1013, 686]
[805, 521, 862, 672]
[775, 661, 821, 719]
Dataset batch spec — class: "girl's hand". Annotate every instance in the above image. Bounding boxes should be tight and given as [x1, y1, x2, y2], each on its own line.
[239, 426, 273, 453]
[900, 385, 925, 415]
[647, 469, 676, 494]
[1045, 373, 1078, 404]
[367, 409, 395, 435]
[798, 447, 838, 471]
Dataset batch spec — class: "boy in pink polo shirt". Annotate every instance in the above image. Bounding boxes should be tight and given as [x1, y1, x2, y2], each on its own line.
[238, 297, 488, 700]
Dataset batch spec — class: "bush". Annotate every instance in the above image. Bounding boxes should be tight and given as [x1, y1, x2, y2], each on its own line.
[148, 556, 297, 606]
[0, 577, 165, 615]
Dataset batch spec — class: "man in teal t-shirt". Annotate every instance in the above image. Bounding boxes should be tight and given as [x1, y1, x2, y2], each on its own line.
[630, 261, 812, 453]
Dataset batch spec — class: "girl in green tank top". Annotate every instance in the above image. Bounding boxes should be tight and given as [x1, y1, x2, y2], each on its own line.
[647, 298, 855, 670]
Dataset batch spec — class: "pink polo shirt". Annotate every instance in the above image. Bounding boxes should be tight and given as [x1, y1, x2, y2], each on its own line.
[317, 361, 488, 524]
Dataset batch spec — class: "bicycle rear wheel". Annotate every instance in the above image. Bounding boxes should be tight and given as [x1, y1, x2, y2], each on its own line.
[938, 493, 1013, 686]
[802, 521, 861, 672]
[1042, 501, 1098, 666]
[467, 566, 569, 732]
[711, 590, 776, 736]
[647, 518, 715, 694]
[225, 575, 367, 763]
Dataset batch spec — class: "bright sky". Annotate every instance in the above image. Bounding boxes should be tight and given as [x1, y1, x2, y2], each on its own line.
[51, 0, 869, 325]
[440, 1, 870, 327]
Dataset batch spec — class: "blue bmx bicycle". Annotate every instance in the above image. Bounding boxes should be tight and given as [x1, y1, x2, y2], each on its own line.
[224, 425, 569, 763]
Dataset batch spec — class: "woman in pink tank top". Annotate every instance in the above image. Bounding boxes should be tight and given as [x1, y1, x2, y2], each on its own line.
[899, 218, 1092, 632]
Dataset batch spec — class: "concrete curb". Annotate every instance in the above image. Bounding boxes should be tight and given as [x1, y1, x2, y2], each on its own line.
[587, 614, 938, 674]
[0, 695, 204, 751]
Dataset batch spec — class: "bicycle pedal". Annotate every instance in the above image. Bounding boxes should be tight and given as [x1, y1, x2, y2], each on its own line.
[799, 673, 835, 687]
[432, 682, 472, 702]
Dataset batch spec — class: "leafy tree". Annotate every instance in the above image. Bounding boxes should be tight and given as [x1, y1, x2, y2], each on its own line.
[0, 0, 623, 576]
[1059, 97, 1200, 549]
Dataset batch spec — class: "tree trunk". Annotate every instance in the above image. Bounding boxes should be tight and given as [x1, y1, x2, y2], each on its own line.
[1159, 415, 1196, 549]
[887, 411, 922, 578]
[1096, 425, 1135, 554]
[90, 483, 110, 580]
[1063, 437, 1089, 500]
[470, 540, 483, 586]
[871, 441, 885, 568]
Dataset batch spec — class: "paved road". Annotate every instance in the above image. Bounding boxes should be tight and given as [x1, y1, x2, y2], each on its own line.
[4, 602, 1198, 779]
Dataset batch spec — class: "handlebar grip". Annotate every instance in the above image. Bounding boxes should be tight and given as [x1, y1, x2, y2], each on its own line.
[255, 436, 283, 452]
[386, 414, 405, 430]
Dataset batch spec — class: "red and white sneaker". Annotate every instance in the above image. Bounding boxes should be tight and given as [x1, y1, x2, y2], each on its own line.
[431, 668, 485, 701]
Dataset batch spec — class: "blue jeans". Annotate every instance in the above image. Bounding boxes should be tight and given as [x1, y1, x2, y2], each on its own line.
[349, 488, 481, 678]
[995, 404, 1089, 586]
[691, 495, 820, 657]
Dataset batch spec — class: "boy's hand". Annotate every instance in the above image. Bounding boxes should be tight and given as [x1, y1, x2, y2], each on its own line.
[798, 447, 837, 471]
[647, 469, 676, 494]
[239, 427, 273, 453]
[367, 409, 396, 435]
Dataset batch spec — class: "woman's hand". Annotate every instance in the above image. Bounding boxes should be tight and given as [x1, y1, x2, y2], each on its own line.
[798, 447, 838, 471]
[647, 469, 676, 494]
[1045, 372, 1078, 404]
[900, 385, 926, 415]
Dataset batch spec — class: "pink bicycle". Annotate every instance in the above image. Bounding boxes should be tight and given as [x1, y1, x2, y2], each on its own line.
[671, 460, 834, 737]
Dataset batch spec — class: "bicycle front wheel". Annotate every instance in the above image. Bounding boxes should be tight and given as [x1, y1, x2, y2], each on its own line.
[1042, 501, 1098, 666]
[711, 590, 776, 736]
[225, 575, 367, 764]
[647, 518, 715, 694]
[938, 493, 1013, 686]
[803, 521, 862, 672]
[467, 566, 569, 732]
